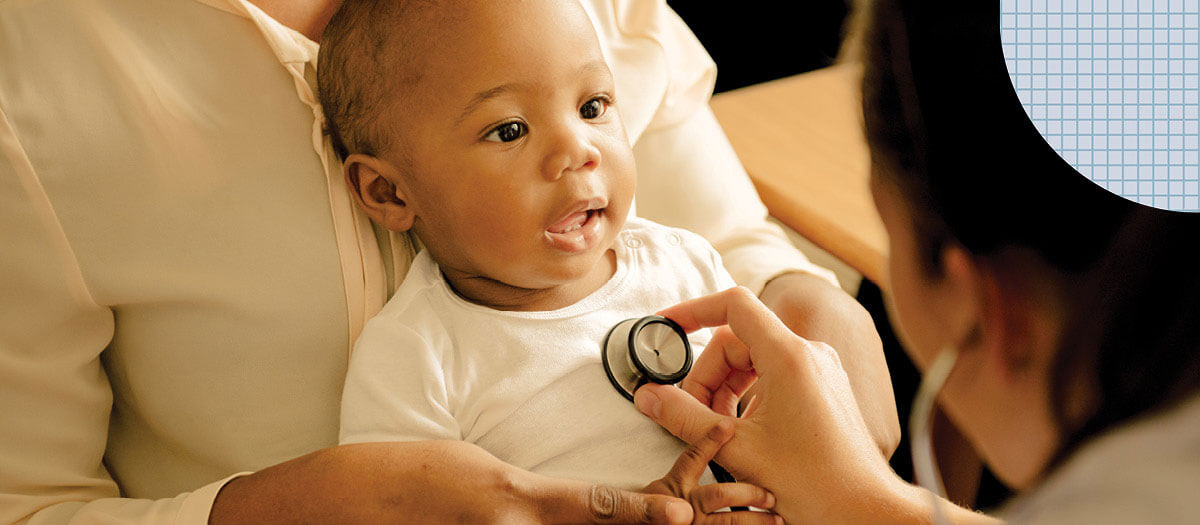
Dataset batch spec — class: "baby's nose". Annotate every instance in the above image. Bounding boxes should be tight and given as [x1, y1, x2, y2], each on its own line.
[543, 128, 601, 181]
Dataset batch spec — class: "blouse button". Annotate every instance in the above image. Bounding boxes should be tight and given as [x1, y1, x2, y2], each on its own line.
[667, 233, 682, 246]
[625, 236, 644, 249]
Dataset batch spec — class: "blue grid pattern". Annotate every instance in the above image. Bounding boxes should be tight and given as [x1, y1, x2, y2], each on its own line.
[1001, 0, 1200, 211]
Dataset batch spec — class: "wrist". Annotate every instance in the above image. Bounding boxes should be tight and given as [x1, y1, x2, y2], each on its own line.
[830, 475, 936, 525]
[770, 465, 925, 525]
[888, 481, 997, 525]
[887, 481, 945, 525]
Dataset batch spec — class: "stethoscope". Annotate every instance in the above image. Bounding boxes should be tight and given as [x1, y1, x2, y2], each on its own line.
[601, 315, 739, 486]
[910, 346, 959, 525]
[601, 315, 693, 401]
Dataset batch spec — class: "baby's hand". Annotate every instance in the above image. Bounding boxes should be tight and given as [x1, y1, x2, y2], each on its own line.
[641, 420, 781, 524]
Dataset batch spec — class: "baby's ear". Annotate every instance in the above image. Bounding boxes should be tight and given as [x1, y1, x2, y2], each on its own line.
[343, 153, 415, 232]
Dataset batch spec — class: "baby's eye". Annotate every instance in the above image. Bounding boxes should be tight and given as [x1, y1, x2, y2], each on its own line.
[484, 121, 528, 143]
[580, 97, 609, 120]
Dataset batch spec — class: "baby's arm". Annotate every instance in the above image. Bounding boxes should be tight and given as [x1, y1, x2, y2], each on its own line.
[339, 318, 460, 445]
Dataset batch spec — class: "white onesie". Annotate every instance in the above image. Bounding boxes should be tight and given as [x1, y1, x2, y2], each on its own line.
[339, 217, 736, 489]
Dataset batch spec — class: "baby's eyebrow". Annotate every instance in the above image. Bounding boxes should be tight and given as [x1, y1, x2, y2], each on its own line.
[456, 83, 518, 126]
[453, 60, 611, 126]
[578, 59, 609, 77]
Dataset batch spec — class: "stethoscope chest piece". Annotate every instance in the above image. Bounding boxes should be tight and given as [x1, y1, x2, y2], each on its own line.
[602, 315, 692, 401]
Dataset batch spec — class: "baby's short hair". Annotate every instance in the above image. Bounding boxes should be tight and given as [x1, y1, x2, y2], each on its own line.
[317, 0, 439, 160]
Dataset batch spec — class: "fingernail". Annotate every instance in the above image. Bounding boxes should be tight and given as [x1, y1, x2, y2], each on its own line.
[635, 388, 662, 418]
[666, 500, 692, 524]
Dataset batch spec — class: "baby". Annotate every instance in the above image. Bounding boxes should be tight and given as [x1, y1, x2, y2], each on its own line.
[319, 0, 737, 495]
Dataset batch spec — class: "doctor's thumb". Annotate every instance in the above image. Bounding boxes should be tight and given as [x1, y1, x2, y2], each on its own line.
[635, 383, 730, 447]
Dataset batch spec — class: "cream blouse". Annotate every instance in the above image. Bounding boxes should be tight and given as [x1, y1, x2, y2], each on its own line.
[0, 0, 835, 523]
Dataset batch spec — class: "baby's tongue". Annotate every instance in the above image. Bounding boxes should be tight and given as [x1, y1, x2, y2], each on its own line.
[547, 211, 588, 234]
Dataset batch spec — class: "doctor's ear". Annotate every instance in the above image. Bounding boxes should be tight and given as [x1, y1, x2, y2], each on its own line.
[343, 153, 416, 232]
[942, 245, 1041, 382]
[939, 243, 988, 348]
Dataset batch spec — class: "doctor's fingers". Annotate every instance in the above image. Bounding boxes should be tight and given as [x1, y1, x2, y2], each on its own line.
[681, 326, 756, 417]
[636, 382, 738, 455]
[658, 287, 800, 372]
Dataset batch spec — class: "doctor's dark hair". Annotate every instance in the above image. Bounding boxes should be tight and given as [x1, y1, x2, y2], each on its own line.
[317, 0, 439, 161]
[857, 0, 1200, 474]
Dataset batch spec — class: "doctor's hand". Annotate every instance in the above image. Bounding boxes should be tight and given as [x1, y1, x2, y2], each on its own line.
[642, 419, 780, 524]
[635, 287, 917, 524]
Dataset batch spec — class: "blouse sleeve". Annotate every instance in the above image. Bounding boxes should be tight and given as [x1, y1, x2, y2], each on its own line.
[0, 107, 235, 525]
[591, 0, 840, 294]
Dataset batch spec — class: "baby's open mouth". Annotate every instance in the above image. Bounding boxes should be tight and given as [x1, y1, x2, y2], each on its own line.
[547, 208, 601, 234]
[544, 203, 606, 254]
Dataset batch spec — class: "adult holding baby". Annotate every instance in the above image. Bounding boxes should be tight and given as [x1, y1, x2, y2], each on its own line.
[0, 0, 897, 523]
[637, 0, 1200, 522]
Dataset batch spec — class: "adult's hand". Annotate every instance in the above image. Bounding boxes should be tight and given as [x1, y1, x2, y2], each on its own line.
[210, 440, 694, 524]
[758, 272, 901, 457]
[634, 287, 926, 524]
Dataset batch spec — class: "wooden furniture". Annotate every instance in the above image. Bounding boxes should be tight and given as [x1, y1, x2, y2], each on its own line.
[710, 63, 889, 288]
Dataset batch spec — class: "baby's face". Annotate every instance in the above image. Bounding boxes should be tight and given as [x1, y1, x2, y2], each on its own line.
[385, 0, 635, 294]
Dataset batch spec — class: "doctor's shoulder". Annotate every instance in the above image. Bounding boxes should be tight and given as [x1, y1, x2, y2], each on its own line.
[999, 393, 1200, 524]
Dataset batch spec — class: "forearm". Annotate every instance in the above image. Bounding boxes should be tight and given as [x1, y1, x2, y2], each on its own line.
[210, 441, 513, 524]
[210, 441, 690, 525]
[763, 446, 993, 525]
[759, 272, 901, 457]
[868, 482, 1002, 525]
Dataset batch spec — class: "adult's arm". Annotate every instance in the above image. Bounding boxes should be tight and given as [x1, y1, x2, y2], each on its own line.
[635, 288, 997, 524]
[209, 440, 695, 524]
[593, 0, 898, 454]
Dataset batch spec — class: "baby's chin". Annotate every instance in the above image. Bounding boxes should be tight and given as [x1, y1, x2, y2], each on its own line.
[533, 243, 618, 285]
[464, 246, 616, 311]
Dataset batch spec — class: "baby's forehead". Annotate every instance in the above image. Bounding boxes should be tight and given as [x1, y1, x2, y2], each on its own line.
[361, 0, 608, 131]
[390, 0, 497, 38]
[389, 1, 604, 79]
[376, 2, 497, 76]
